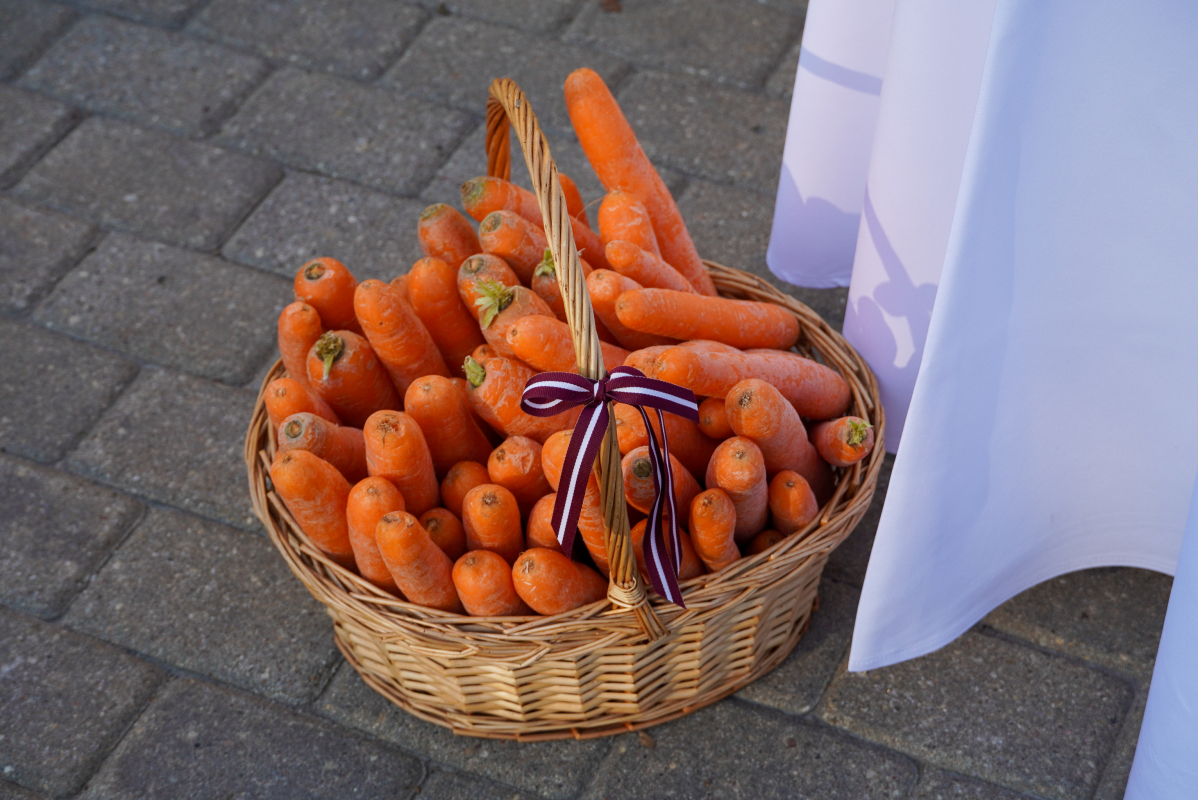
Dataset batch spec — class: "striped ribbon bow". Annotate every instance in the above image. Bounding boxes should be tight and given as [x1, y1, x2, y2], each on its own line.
[521, 366, 699, 607]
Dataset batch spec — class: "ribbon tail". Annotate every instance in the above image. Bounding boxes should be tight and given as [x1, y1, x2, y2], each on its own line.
[638, 407, 686, 607]
[550, 401, 608, 562]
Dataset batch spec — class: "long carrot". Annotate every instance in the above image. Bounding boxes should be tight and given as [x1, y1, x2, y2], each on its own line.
[488, 436, 552, 521]
[461, 176, 543, 227]
[264, 376, 340, 430]
[453, 550, 531, 616]
[605, 240, 695, 294]
[564, 68, 718, 296]
[539, 431, 610, 574]
[616, 289, 799, 350]
[278, 301, 323, 386]
[420, 508, 467, 561]
[559, 173, 590, 228]
[505, 314, 629, 374]
[598, 190, 660, 257]
[612, 404, 717, 482]
[363, 411, 440, 516]
[389, 273, 411, 304]
[473, 279, 556, 360]
[586, 270, 678, 351]
[810, 416, 875, 467]
[458, 254, 520, 320]
[705, 436, 768, 544]
[278, 412, 368, 483]
[478, 210, 549, 285]
[511, 548, 607, 615]
[270, 450, 355, 568]
[407, 256, 486, 378]
[725, 379, 834, 502]
[418, 203, 480, 269]
[346, 477, 404, 592]
[623, 345, 672, 376]
[354, 280, 449, 395]
[464, 356, 578, 442]
[690, 489, 740, 572]
[440, 461, 491, 519]
[698, 396, 732, 440]
[747, 529, 785, 555]
[653, 345, 851, 420]
[630, 519, 704, 582]
[526, 492, 562, 552]
[621, 446, 700, 529]
[376, 511, 462, 613]
[769, 470, 819, 536]
[294, 257, 361, 334]
[531, 249, 593, 323]
[462, 484, 524, 565]
[306, 331, 401, 428]
[404, 376, 492, 478]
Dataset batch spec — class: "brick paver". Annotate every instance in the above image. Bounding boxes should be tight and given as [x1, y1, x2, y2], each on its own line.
[0, 455, 142, 618]
[0, 0, 76, 81]
[913, 770, 1033, 799]
[20, 16, 268, 136]
[428, 0, 581, 34]
[34, 233, 290, 383]
[0, 779, 44, 800]
[0, 195, 97, 313]
[0, 84, 77, 188]
[418, 769, 530, 800]
[73, 0, 204, 27]
[767, 38, 803, 99]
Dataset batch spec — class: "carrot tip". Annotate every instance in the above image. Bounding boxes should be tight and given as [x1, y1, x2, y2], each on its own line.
[314, 331, 344, 380]
[301, 260, 326, 280]
[535, 249, 555, 278]
[461, 178, 485, 207]
[479, 212, 502, 234]
[632, 458, 652, 479]
[846, 418, 872, 448]
[464, 356, 486, 388]
[420, 203, 448, 221]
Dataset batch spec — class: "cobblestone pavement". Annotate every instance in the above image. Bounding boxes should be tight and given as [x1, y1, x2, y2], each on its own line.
[0, 1, 1170, 798]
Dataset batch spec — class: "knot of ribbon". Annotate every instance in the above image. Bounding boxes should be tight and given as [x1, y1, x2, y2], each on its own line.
[521, 366, 699, 607]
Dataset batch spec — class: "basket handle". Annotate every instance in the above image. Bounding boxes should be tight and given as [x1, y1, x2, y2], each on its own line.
[485, 78, 665, 640]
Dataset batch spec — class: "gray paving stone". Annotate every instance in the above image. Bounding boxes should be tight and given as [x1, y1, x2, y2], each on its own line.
[318, 663, 609, 799]
[0, 779, 44, 800]
[64, 367, 259, 531]
[0, 0, 76, 81]
[14, 117, 282, 251]
[34, 233, 290, 384]
[913, 769, 1031, 799]
[826, 452, 893, 586]
[189, 0, 426, 80]
[0, 608, 164, 797]
[382, 16, 629, 137]
[0, 317, 137, 464]
[20, 15, 268, 136]
[1093, 684, 1147, 800]
[983, 567, 1171, 680]
[765, 37, 802, 99]
[419, 770, 530, 800]
[0, 455, 142, 618]
[820, 631, 1132, 800]
[72, 0, 204, 27]
[64, 507, 340, 703]
[581, 701, 916, 799]
[617, 70, 789, 194]
[737, 578, 858, 714]
[419, 0, 581, 34]
[221, 68, 472, 196]
[0, 84, 78, 188]
[0, 195, 98, 314]
[79, 678, 423, 800]
[566, 0, 799, 88]
[223, 172, 426, 281]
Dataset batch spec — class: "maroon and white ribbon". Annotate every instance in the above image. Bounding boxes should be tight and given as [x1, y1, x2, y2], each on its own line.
[521, 366, 700, 606]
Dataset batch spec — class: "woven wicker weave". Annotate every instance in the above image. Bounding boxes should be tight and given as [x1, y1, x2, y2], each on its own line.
[244, 78, 884, 740]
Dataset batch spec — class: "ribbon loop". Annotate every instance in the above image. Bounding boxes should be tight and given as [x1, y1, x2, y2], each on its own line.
[521, 367, 699, 607]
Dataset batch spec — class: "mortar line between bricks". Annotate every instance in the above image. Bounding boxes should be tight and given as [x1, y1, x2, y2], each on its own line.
[0, 226, 107, 325]
[754, 22, 807, 95]
[50, 0, 191, 32]
[0, 6, 81, 84]
[975, 623, 1150, 687]
[198, 62, 278, 141]
[367, 6, 437, 83]
[209, 154, 287, 252]
[0, 103, 85, 191]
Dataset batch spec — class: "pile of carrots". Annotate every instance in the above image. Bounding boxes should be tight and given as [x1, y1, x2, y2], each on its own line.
[265, 68, 875, 618]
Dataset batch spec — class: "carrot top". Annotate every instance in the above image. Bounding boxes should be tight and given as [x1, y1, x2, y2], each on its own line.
[845, 418, 873, 447]
[464, 355, 486, 388]
[314, 331, 343, 380]
[473, 278, 515, 328]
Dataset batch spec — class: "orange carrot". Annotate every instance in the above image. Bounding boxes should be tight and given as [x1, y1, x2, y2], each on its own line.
[418, 203, 480, 269]
[810, 416, 875, 467]
[278, 301, 323, 386]
[539, 429, 571, 491]
[462, 484, 524, 565]
[278, 412, 367, 483]
[511, 548, 607, 615]
[264, 376, 340, 430]
[690, 489, 739, 572]
[453, 549, 531, 616]
[363, 411, 440, 516]
[616, 289, 798, 350]
[407, 257, 486, 378]
[612, 404, 717, 482]
[487, 436, 552, 520]
[623, 345, 672, 376]
[404, 376, 492, 478]
[653, 345, 851, 420]
[586, 270, 679, 351]
[747, 529, 785, 555]
[461, 176, 542, 226]
[605, 240, 695, 294]
[477, 210, 549, 285]
[389, 273, 411, 304]
[471, 343, 496, 364]
[270, 450, 355, 568]
[531, 249, 593, 323]
[698, 397, 732, 440]
[451, 375, 498, 444]
[473, 279, 556, 360]
[505, 314, 629, 374]
[725, 379, 834, 502]
[705, 436, 769, 544]
[564, 68, 717, 296]
[621, 446, 700, 529]
[354, 280, 449, 395]
[598, 190, 660, 257]
[306, 331, 401, 428]
[458, 254, 520, 321]
[559, 173, 590, 228]
[769, 470, 819, 536]
[294, 257, 361, 334]
[630, 519, 705, 582]
[464, 356, 578, 443]
[346, 477, 404, 592]
[420, 508, 467, 562]
[526, 492, 562, 552]
[538, 434, 610, 575]
[376, 511, 462, 613]
[440, 461, 491, 519]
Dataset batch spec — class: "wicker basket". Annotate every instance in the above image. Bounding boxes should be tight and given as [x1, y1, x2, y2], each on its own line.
[245, 78, 885, 740]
